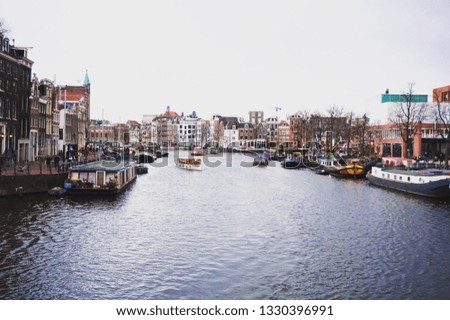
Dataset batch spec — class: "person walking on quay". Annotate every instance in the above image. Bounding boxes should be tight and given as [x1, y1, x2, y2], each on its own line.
[53, 155, 60, 172]
[46, 156, 51, 170]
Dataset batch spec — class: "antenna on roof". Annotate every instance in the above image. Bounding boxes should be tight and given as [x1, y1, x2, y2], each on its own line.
[274, 106, 282, 120]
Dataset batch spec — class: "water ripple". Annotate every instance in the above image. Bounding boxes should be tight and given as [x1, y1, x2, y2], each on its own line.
[1, 154, 450, 299]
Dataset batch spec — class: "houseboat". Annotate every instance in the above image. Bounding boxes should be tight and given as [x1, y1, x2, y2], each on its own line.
[64, 160, 137, 195]
[177, 157, 202, 171]
[367, 166, 450, 198]
[317, 156, 344, 172]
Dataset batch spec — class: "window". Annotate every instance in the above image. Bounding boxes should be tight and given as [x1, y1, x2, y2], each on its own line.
[11, 101, 16, 119]
[5, 99, 10, 119]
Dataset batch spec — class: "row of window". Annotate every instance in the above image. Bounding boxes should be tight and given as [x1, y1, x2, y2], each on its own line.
[0, 97, 17, 119]
[382, 172, 412, 182]
[0, 58, 30, 85]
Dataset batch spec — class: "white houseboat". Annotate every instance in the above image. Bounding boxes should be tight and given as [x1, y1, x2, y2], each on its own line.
[64, 160, 137, 195]
[367, 166, 450, 198]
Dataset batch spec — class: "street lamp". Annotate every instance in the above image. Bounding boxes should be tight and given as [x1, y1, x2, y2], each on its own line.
[0, 133, 4, 153]
[274, 107, 282, 151]
[8, 133, 13, 151]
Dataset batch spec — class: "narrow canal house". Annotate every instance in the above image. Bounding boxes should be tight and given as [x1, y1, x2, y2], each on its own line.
[0, 33, 33, 165]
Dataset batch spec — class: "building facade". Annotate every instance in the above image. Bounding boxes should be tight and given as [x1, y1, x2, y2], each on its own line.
[249, 111, 264, 125]
[56, 73, 90, 160]
[0, 34, 33, 164]
[369, 90, 449, 159]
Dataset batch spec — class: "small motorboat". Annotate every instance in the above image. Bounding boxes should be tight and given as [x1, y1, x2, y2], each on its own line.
[48, 186, 66, 196]
[136, 164, 148, 174]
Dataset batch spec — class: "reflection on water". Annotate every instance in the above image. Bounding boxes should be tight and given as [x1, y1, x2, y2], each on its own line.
[1, 153, 449, 299]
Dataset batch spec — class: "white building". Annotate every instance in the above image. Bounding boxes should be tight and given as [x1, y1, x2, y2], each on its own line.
[177, 115, 204, 147]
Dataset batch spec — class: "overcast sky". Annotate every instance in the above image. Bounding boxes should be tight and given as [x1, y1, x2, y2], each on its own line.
[1, 0, 450, 123]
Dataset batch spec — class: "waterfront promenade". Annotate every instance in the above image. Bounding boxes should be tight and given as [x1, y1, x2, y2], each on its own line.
[0, 157, 98, 196]
[0, 162, 68, 176]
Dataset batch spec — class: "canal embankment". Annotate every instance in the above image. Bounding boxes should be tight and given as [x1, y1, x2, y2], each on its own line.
[0, 163, 67, 197]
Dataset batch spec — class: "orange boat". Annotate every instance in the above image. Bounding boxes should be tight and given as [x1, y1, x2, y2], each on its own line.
[329, 161, 366, 179]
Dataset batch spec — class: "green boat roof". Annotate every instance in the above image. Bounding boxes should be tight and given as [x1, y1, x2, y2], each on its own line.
[68, 161, 132, 172]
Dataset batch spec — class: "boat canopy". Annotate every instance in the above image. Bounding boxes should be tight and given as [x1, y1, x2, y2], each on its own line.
[68, 160, 132, 172]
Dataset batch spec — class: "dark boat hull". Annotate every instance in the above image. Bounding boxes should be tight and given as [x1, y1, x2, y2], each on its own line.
[329, 168, 366, 179]
[281, 160, 300, 169]
[136, 165, 148, 174]
[65, 176, 137, 196]
[366, 173, 450, 198]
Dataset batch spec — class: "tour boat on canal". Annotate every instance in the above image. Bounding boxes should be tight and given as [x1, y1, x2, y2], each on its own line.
[366, 166, 450, 198]
[64, 160, 137, 195]
[177, 157, 202, 171]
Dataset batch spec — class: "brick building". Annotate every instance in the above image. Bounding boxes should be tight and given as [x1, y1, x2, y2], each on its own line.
[0, 34, 33, 164]
[433, 85, 450, 102]
[56, 71, 91, 160]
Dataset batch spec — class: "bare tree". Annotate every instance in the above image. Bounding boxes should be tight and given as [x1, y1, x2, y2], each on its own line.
[213, 121, 224, 148]
[292, 110, 311, 147]
[388, 83, 428, 158]
[343, 111, 354, 154]
[368, 120, 385, 157]
[0, 18, 9, 35]
[325, 105, 345, 150]
[433, 92, 450, 167]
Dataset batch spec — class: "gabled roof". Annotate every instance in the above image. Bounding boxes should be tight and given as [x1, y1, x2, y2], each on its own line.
[163, 111, 179, 118]
[220, 116, 240, 129]
[237, 122, 254, 129]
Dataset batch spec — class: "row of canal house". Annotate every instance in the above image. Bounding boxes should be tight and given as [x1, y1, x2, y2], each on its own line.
[125, 108, 297, 150]
[1, 32, 91, 164]
[26, 73, 90, 163]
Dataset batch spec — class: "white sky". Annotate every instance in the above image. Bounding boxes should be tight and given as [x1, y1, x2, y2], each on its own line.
[1, 0, 450, 123]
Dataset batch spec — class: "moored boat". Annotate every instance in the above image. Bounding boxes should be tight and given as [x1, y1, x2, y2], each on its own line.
[191, 147, 204, 156]
[177, 157, 202, 171]
[64, 160, 137, 195]
[135, 152, 155, 164]
[136, 164, 148, 174]
[329, 161, 366, 179]
[48, 186, 66, 196]
[281, 158, 300, 169]
[253, 153, 269, 167]
[367, 166, 450, 198]
[317, 156, 342, 173]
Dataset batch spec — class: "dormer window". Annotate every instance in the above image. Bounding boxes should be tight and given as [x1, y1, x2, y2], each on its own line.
[3, 38, 9, 52]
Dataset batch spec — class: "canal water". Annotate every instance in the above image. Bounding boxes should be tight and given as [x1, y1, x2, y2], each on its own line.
[1, 152, 449, 299]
